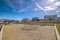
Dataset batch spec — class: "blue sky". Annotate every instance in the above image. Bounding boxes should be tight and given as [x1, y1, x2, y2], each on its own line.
[0, 0, 60, 20]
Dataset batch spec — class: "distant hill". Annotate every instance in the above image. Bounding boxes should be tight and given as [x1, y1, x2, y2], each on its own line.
[0, 19, 5, 22]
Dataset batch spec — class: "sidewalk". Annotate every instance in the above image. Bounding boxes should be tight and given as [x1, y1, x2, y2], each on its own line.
[54, 25, 60, 40]
[0, 26, 3, 40]
[0, 31, 2, 40]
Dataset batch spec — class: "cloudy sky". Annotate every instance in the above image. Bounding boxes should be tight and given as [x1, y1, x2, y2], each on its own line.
[0, 0, 60, 20]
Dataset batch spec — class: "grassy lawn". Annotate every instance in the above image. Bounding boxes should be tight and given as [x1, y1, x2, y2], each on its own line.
[56, 24, 60, 35]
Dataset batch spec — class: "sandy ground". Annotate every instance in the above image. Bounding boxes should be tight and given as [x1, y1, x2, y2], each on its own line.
[2, 24, 56, 40]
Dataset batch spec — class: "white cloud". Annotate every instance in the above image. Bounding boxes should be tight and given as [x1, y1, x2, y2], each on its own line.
[18, 9, 25, 13]
[48, 0, 55, 3]
[44, 1, 60, 11]
[18, 5, 32, 13]
[54, 2, 60, 6]
[44, 6, 56, 11]
[34, 8, 38, 11]
[32, 0, 48, 14]
[56, 11, 60, 13]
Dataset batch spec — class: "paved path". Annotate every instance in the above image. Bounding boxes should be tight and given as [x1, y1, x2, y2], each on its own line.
[54, 25, 60, 40]
[0, 26, 3, 40]
[0, 31, 2, 40]
[58, 37, 60, 40]
[0, 32, 1, 40]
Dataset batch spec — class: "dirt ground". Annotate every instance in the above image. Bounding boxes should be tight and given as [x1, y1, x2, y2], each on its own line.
[2, 24, 56, 40]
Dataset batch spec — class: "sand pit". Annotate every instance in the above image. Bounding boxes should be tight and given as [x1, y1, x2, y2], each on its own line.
[21, 25, 37, 31]
[2, 24, 56, 40]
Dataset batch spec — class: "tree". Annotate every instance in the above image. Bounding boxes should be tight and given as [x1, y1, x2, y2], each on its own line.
[3, 20, 10, 25]
[49, 17, 52, 20]
[21, 18, 30, 22]
[32, 17, 40, 22]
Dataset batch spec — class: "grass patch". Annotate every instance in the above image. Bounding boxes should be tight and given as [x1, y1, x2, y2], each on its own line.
[56, 24, 60, 35]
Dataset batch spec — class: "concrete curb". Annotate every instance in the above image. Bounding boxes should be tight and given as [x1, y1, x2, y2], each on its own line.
[0, 25, 4, 40]
[54, 25, 60, 40]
